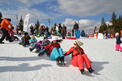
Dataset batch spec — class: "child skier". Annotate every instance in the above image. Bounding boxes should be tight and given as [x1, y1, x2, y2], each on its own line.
[30, 37, 50, 53]
[64, 40, 94, 74]
[29, 35, 37, 50]
[19, 32, 31, 47]
[115, 32, 122, 52]
[40, 37, 65, 65]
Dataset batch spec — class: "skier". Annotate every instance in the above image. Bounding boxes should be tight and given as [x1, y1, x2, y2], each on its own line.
[29, 35, 37, 50]
[0, 18, 13, 43]
[81, 30, 86, 37]
[30, 25, 34, 35]
[30, 37, 50, 53]
[64, 40, 94, 74]
[73, 22, 80, 38]
[42, 37, 65, 65]
[115, 32, 122, 52]
[19, 32, 31, 47]
[74, 29, 81, 38]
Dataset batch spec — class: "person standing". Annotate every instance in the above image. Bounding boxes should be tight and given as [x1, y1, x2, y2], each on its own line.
[73, 22, 80, 38]
[30, 25, 34, 35]
[115, 32, 122, 52]
[0, 18, 13, 44]
[61, 25, 67, 39]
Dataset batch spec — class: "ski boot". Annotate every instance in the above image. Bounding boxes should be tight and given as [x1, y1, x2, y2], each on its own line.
[88, 68, 94, 73]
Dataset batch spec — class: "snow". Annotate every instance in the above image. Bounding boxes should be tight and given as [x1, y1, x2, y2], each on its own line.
[0, 38, 122, 81]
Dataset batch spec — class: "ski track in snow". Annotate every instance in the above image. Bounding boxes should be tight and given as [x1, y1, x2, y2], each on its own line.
[0, 38, 122, 81]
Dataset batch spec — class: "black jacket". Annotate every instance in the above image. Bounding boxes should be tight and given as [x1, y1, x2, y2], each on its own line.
[116, 36, 122, 44]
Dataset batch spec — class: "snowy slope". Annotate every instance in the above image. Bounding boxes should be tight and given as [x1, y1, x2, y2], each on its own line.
[0, 38, 122, 81]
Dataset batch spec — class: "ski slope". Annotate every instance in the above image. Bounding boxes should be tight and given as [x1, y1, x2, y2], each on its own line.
[0, 38, 122, 81]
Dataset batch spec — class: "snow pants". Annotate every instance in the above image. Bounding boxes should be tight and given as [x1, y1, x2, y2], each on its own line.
[74, 30, 80, 39]
[50, 48, 64, 60]
[116, 44, 122, 51]
[71, 54, 92, 70]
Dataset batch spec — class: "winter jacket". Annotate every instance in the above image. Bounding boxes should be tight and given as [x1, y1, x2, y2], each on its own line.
[0, 18, 12, 31]
[42, 40, 50, 46]
[29, 38, 37, 46]
[64, 47, 85, 56]
[65, 47, 91, 70]
[45, 43, 60, 54]
[116, 36, 122, 44]
[21, 35, 31, 45]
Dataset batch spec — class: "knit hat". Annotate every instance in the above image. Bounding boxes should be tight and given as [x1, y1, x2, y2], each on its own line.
[74, 40, 83, 46]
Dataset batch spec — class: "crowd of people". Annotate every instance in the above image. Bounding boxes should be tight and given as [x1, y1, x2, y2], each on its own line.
[18, 32, 94, 74]
[0, 12, 122, 75]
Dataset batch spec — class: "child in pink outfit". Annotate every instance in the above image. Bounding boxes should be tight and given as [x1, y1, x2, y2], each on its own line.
[115, 33, 122, 52]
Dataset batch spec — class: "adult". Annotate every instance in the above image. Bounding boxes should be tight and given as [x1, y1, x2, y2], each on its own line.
[30, 25, 34, 35]
[44, 27, 51, 38]
[0, 18, 13, 43]
[61, 24, 67, 39]
[73, 22, 80, 38]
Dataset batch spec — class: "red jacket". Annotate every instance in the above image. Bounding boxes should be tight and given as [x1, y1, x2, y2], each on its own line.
[0, 18, 12, 31]
[64, 47, 85, 56]
[45, 43, 60, 54]
[65, 47, 92, 70]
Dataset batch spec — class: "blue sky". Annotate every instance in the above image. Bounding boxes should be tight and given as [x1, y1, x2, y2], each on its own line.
[0, 0, 122, 32]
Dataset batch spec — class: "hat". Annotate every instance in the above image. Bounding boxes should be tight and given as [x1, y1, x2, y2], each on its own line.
[115, 32, 119, 37]
[74, 40, 83, 46]
[24, 32, 28, 35]
[51, 36, 59, 41]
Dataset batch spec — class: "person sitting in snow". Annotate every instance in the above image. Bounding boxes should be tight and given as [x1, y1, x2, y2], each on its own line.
[29, 35, 37, 50]
[30, 37, 50, 53]
[19, 32, 31, 47]
[8, 26, 19, 41]
[29, 40, 42, 53]
[39, 37, 65, 66]
[64, 40, 94, 74]
[115, 32, 122, 52]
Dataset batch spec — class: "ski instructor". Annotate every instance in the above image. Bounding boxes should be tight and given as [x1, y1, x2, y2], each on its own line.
[0, 17, 13, 44]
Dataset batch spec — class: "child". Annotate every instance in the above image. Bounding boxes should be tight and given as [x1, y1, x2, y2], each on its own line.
[115, 32, 122, 52]
[19, 32, 31, 47]
[30, 37, 50, 53]
[29, 40, 42, 52]
[29, 35, 37, 49]
[64, 40, 94, 74]
[9, 26, 19, 41]
[39, 37, 65, 65]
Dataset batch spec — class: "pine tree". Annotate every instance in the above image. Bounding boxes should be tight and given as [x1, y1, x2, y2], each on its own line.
[110, 12, 122, 32]
[99, 17, 107, 33]
[111, 12, 117, 26]
[18, 16, 24, 31]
